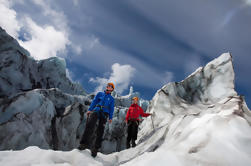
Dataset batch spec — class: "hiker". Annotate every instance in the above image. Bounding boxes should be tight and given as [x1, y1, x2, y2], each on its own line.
[125, 97, 151, 148]
[78, 82, 115, 157]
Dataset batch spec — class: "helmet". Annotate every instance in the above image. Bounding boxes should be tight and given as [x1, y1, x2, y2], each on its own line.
[132, 96, 139, 101]
[107, 82, 115, 89]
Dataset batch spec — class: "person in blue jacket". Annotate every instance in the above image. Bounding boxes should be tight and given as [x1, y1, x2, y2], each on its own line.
[78, 82, 115, 157]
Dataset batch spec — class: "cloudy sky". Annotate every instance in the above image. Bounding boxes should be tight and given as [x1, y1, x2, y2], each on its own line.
[0, 0, 250, 107]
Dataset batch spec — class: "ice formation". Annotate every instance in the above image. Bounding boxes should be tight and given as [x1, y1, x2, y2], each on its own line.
[0, 27, 86, 97]
[0, 26, 251, 166]
[0, 27, 147, 154]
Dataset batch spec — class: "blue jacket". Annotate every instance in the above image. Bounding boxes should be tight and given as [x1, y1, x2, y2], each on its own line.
[88, 91, 114, 120]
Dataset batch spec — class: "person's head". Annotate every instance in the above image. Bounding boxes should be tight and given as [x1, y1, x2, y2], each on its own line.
[132, 96, 139, 104]
[106, 82, 115, 93]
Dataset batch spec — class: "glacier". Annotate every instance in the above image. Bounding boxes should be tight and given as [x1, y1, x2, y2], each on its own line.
[0, 53, 250, 166]
[0, 26, 251, 166]
[0, 27, 147, 154]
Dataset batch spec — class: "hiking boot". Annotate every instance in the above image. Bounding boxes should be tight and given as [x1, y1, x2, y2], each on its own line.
[132, 140, 136, 147]
[78, 144, 88, 150]
[91, 148, 98, 158]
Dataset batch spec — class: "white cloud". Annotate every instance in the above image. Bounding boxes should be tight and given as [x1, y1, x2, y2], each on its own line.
[87, 37, 100, 50]
[0, 0, 20, 38]
[245, 0, 251, 5]
[0, 0, 70, 60]
[72, 44, 83, 55]
[30, 0, 68, 31]
[19, 17, 69, 60]
[90, 63, 136, 94]
[220, 4, 246, 28]
[68, 35, 99, 55]
[73, 0, 79, 6]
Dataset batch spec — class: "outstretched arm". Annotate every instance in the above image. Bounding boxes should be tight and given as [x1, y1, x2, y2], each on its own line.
[139, 106, 151, 117]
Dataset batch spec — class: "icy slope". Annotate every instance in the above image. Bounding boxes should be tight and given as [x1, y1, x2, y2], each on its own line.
[130, 53, 251, 166]
[112, 53, 251, 166]
[0, 146, 117, 166]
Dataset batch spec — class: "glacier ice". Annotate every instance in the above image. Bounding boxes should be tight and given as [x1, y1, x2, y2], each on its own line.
[0, 27, 86, 97]
[0, 26, 251, 166]
[1, 53, 250, 166]
[0, 27, 150, 154]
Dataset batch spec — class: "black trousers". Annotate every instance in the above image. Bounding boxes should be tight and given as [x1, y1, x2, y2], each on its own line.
[80, 111, 107, 149]
[127, 121, 139, 143]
